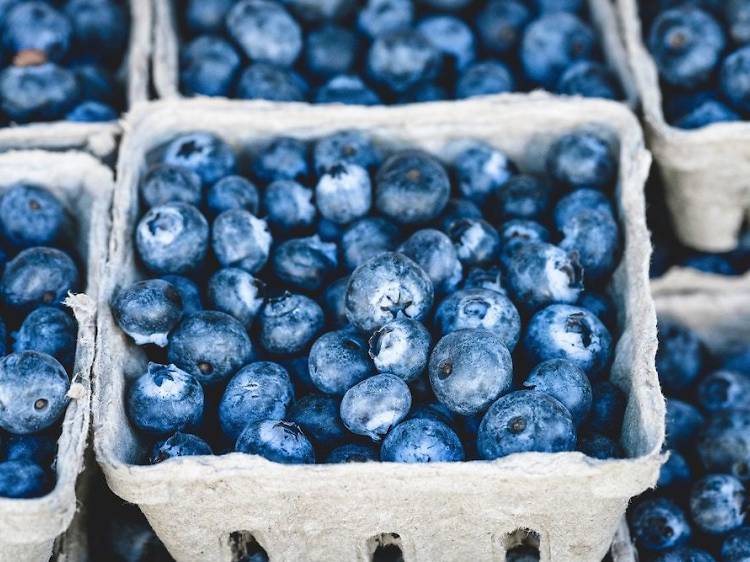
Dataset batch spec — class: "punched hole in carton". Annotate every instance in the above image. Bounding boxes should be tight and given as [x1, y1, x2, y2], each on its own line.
[367, 532, 405, 562]
[228, 530, 269, 562]
[503, 528, 540, 561]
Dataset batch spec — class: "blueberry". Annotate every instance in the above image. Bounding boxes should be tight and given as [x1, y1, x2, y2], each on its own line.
[211, 209, 271, 274]
[315, 163, 372, 224]
[683, 253, 738, 274]
[2, 1, 71, 61]
[453, 141, 514, 204]
[521, 13, 595, 88]
[587, 380, 625, 437]
[180, 35, 241, 98]
[272, 235, 338, 291]
[418, 15, 475, 71]
[648, 8, 725, 89]
[456, 61, 515, 99]
[13, 306, 77, 369]
[0, 460, 50, 498]
[504, 242, 583, 312]
[0, 63, 80, 123]
[381, 418, 464, 463]
[168, 311, 254, 385]
[185, 0, 234, 34]
[498, 219, 550, 248]
[697, 408, 750, 481]
[345, 252, 434, 333]
[418, 0, 470, 10]
[726, 0, 750, 45]
[446, 218, 500, 267]
[721, 46, 750, 114]
[313, 130, 381, 174]
[368, 318, 430, 383]
[434, 288, 520, 351]
[556, 61, 620, 100]
[408, 402, 457, 427]
[126, 363, 203, 436]
[654, 547, 716, 562]
[657, 449, 692, 489]
[258, 292, 324, 356]
[315, 74, 381, 105]
[161, 275, 202, 314]
[477, 0, 531, 55]
[478, 390, 576, 459]
[665, 398, 705, 450]
[288, 394, 347, 450]
[577, 432, 623, 459]
[1, 247, 79, 311]
[0, 183, 67, 248]
[546, 130, 617, 191]
[207, 268, 263, 328]
[206, 175, 259, 216]
[235, 63, 308, 102]
[235, 419, 315, 464]
[4, 432, 57, 465]
[398, 229, 462, 294]
[398, 82, 448, 104]
[305, 25, 358, 78]
[554, 188, 615, 226]
[461, 266, 505, 295]
[524, 359, 592, 426]
[722, 526, 750, 562]
[558, 208, 621, 283]
[690, 474, 746, 534]
[429, 329, 513, 416]
[697, 370, 750, 413]
[322, 277, 349, 328]
[149, 432, 213, 464]
[492, 174, 553, 222]
[340, 373, 411, 440]
[252, 137, 309, 183]
[281, 0, 354, 23]
[0, 351, 69, 434]
[438, 198, 483, 231]
[71, 63, 117, 104]
[629, 497, 692, 551]
[67, 102, 118, 124]
[341, 217, 400, 271]
[524, 304, 613, 378]
[263, 180, 316, 232]
[66, 0, 128, 63]
[163, 132, 236, 187]
[367, 30, 441, 94]
[656, 318, 704, 394]
[325, 442, 378, 463]
[140, 164, 202, 209]
[136, 203, 209, 275]
[219, 361, 294, 441]
[308, 329, 375, 394]
[358, 0, 413, 39]
[226, 0, 302, 67]
[724, 348, 750, 375]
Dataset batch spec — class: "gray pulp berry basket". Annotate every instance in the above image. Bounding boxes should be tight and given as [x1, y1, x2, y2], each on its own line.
[0, 151, 114, 562]
[0, 0, 152, 159]
[152, 0, 637, 107]
[93, 95, 664, 562]
[616, 0, 750, 253]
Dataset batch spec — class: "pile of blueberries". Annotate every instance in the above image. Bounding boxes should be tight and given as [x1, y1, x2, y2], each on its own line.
[628, 318, 750, 562]
[178, 0, 622, 104]
[643, 1, 750, 130]
[0, 184, 81, 498]
[0, 0, 129, 125]
[111, 126, 627, 466]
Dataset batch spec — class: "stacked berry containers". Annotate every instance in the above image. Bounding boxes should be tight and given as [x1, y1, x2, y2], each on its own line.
[0, 0, 151, 159]
[0, 150, 113, 562]
[616, 0, 750, 255]
[93, 95, 663, 562]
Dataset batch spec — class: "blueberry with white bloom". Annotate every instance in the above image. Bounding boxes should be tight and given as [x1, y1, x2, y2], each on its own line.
[315, 74, 381, 105]
[477, 0, 531, 55]
[341, 373, 412, 440]
[456, 61, 515, 99]
[367, 29, 440, 94]
[493, 174, 553, 222]
[697, 370, 750, 413]
[721, 526, 750, 562]
[136, 203, 209, 275]
[180, 35, 241, 98]
[0, 183, 68, 248]
[258, 292, 324, 356]
[161, 275, 202, 314]
[381, 418, 464, 463]
[657, 449, 692, 489]
[326, 443, 378, 463]
[665, 398, 705, 450]
[358, 0, 413, 39]
[235, 419, 315, 464]
[149, 432, 213, 464]
[439, 198, 483, 231]
[656, 318, 705, 394]
[629, 498, 692, 551]
[305, 25, 359, 78]
[211, 209, 271, 274]
[13, 306, 77, 369]
[226, 0, 302, 66]
[207, 268, 263, 327]
[140, 164, 202, 209]
[315, 163, 372, 224]
[206, 175, 259, 216]
[345, 252, 434, 333]
[263, 180, 316, 232]
[417, 15, 476, 71]
[447, 218, 500, 267]
[697, 408, 750, 481]
[163, 132, 236, 187]
[546, 130, 616, 191]
[4, 433, 57, 465]
[368, 318, 430, 382]
[462, 266, 505, 295]
[272, 235, 338, 291]
[288, 394, 347, 450]
[252, 137, 309, 183]
[313, 130, 382, 174]
[309, 329, 376, 394]
[434, 288, 520, 351]
[429, 329, 513, 416]
[1, 247, 79, 311]
[398, 229, 462, 294]
[111, 279, 183, 347]
[236, 63, 309, 102]
[453, 141, 514, 204]
[126, 363, 204, 435]
[0, 460, 50, 498]
[219, 361, 295, 441]
[559, 208, 620, 283]
[341, 217, 400, 270]
[690, 474, 746, 534]
[523, 359, 592, 426]
[554, 188, 615, 226]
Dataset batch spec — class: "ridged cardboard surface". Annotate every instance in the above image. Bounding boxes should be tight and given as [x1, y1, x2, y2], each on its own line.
[616, 0, 750, 253]
[0, 151, 113, 562]
[0, 0, 152, 159]
[93, 95, 664, 562]
[152, 0, 637, 107]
